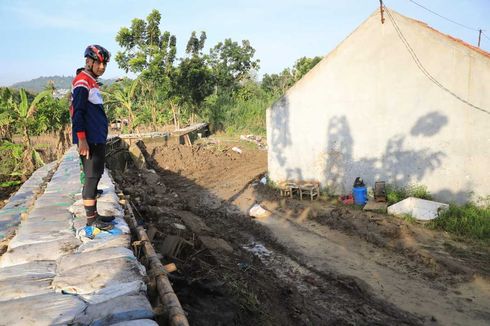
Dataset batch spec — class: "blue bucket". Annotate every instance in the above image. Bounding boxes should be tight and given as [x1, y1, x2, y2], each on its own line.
[352, 186, 367, 205]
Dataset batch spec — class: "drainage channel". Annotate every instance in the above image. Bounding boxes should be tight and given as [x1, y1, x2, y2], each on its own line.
[0, 146, 187, 325]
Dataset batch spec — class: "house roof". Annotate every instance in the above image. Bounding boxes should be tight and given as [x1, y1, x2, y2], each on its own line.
[392, 8, 490, 60]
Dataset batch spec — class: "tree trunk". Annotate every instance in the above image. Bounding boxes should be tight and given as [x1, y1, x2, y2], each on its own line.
[22, 127, 35, 174]
[151, 105, 157, 131]
[55, 127, 68, 159]
[171, 103, 180, 130]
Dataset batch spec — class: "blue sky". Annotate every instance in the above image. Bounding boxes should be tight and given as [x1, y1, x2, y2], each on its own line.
[0, 0, 489, 86]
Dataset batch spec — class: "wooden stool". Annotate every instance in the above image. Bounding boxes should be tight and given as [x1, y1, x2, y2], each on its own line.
[279, 182, 299, 198]
[299, 183, 319, 200]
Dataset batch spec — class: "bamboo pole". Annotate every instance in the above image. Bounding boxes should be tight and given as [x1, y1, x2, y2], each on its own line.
[125, 199, 189, 326]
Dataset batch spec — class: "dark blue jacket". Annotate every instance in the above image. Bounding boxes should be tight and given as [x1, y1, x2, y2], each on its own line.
[70, 71, 108, 144]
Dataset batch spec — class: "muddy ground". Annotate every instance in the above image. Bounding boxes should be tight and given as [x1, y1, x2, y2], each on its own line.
[110, 138, 490, 326]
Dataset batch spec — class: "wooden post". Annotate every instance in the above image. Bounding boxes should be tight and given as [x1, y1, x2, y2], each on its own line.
[126, 200, 189, 326]
[379, 0, 385, 24]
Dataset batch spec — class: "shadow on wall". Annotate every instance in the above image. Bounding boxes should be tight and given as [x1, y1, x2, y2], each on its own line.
[269, 96, 292, 168]
[322, 111, 454, 199]
[410, 112, 448, 137]
[324, 116, 354, 194]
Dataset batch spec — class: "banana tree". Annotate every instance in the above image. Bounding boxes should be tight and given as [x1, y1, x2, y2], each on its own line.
[103, 78, 140, 133]
[0, 111, 14, 141]
[9, 89, 51, 174]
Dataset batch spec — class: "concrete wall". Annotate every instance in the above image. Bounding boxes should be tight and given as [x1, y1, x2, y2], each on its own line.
[266, 10, 490, 203]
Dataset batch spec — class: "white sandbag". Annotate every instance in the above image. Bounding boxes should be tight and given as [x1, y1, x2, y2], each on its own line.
[73, 294, 153, 326]
[70, 199, 124, 218]
[249, 203, 270, 218]
[0, 236, 81, 267]
[0, 274, 53, 302]
[96, 200, 124, 218]
[78, 280, 147, 304]
[0, 211, 21, 238]
[8, 229, 75, 250]
[53, 256, 147, 301]
[0, 260, 56, 281]
[76, 234, 131, 253]
[111, 320, 159, 326]
[0, 292, 86, 326]
[28, 206, 72, 219]
[17, 219, 73, 234]
[57, 247, 136, 274]
[114, 217, 131, 234]
[95, 191, 120, 204]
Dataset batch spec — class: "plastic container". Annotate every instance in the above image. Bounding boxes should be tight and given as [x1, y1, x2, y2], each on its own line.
[352, 186, 367, 205]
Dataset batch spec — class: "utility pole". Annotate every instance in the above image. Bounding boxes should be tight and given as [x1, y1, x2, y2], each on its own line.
[379, 0, 385, 24]
[478, 29, 482, 47]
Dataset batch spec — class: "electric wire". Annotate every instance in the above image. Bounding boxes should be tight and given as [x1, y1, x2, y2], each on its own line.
[406, 0, 480, 32]
[384, 6, 490, 115]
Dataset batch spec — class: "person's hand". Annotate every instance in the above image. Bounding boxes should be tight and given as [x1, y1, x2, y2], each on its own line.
[78, 139, 90, 159]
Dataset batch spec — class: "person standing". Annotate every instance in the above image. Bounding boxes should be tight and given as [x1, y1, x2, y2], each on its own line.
[70, 45, 114, 233]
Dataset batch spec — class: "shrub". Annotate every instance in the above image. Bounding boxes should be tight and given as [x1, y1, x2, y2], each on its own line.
[428, 203, 490, 241]
[386, 184, 432, 205]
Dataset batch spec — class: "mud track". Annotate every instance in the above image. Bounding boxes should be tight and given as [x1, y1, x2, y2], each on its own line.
[111, 140, 489, 326]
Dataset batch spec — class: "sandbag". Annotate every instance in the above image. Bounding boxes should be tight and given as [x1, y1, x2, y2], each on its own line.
[0, 292, 86, 326]
[0, 274, 53, 302]
[0, 236, 81, 267]
[0, 260, 56, 281]
[73, 294, 153, 326]
[76, 234, 131, 253]
[53, 256, 147, 303]
[111, 320, 159, 326]
[8, 229, 74, 250]
[57, 247, 135, 274]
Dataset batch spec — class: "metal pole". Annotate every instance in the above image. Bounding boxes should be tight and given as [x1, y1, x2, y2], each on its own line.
[478, 29, 482, 47]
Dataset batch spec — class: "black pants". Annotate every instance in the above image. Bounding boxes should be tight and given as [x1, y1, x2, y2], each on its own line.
[80, 143, 106, 200]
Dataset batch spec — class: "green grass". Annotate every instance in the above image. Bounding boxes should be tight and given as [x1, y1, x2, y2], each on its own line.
[400, 213, 417, 224]
[0, 180, 22, 188]
[386, 184, 432, 205]
[428, 203, 490, 241]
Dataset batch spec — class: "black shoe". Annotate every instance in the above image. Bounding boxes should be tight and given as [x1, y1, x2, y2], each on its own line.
[93, 219, 114, 231]
[96, 189, 103, 198]
[96, 214, 115, 223]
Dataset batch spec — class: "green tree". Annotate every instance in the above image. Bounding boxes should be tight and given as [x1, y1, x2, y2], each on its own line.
[0, 88, 18, 140]
[208, 39, 260, 93]
[34, 91, 71, 158]
[261, 56, 322, 97]
[171, 31, 214, 124]
[261, 69, 294, 96]
[292, 56, 322, 81]
[115, 9, 177, 83]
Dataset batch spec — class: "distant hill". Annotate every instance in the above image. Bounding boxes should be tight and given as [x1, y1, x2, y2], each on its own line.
[11, 75, 117, 93]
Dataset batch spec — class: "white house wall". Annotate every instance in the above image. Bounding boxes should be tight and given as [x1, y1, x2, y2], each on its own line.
[266, 10, 490, 203]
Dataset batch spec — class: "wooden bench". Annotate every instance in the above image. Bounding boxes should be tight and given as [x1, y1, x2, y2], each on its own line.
[279, 181, 320, 200]
[298, 182, 320, 200]
[279, 181, 299, 198]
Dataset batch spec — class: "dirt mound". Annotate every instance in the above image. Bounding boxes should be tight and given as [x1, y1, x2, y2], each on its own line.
[142, 142, 267, 200]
